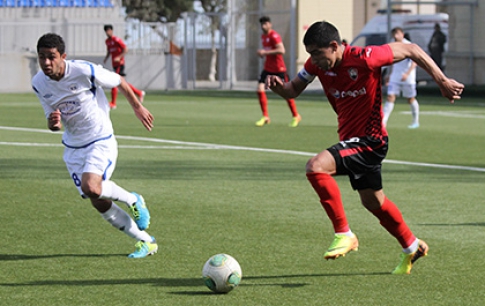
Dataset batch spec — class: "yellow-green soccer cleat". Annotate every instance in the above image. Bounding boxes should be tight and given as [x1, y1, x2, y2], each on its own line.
[128, 238, 158, 258]
[324, 233, 359, 260]
[255, 116, 270, 127]
[288, 114, 301, 127]
[392, 239, 428, 275]
[130, 192, 150, 231]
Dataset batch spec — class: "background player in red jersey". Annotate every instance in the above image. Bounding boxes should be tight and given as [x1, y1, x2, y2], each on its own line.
[266, 21, 464, 274]
[255, 16, 301, 127]
[103, 24, 145, 109]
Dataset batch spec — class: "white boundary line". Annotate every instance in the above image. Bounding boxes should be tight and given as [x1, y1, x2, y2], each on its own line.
[1, 125, 485, 172]
[400, 110, 485, 119]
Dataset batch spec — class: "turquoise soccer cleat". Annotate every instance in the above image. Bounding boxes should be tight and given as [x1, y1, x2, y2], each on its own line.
[130, 192, 150, 231]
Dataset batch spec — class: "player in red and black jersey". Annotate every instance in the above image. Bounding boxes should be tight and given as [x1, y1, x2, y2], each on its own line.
[267, 21, 464, 274]
[103, 24, 145, 109]
[255, 16, 301, 127]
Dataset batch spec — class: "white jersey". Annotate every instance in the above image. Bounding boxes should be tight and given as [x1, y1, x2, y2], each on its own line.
[389, 38, 416, 85]
[32, 60, 121, 148]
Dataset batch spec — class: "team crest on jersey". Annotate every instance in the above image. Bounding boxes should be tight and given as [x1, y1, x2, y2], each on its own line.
[348, 68, 358, 81]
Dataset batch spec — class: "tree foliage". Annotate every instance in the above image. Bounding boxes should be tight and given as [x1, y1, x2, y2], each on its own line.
[198, 0, 226, 14]
[122, 0, 195, 22]
[197, 0, 226, 32]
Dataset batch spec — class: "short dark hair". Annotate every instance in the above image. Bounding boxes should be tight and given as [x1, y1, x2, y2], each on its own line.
[259, 16, 271, 24]
[104, 24, 113, 31]
[303, 21, 341, 48]
[37, 33, 66, 55]
[391, 27, 404, 34]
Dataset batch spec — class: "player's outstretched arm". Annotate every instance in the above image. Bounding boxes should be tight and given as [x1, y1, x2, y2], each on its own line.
[265, 75, 307, 99]
[389, 42, 464, 103]
[118, 78, 154, 131]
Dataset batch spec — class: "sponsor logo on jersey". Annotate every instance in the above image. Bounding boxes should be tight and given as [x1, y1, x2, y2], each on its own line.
[329, 87, 367, 99]
[329, 88, 340, 99]
[59, 100, 81, 116]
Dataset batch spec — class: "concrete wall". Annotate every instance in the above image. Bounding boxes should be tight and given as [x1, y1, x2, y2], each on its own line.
[0, 53, 38, 92]
[0, 4, 184, 93]
[446, 0, 484, 85]
[296, 0, 388, 70]
[0, 53, 181, 93]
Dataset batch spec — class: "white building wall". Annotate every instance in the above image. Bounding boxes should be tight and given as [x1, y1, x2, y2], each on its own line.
[297, 0, 354, 70]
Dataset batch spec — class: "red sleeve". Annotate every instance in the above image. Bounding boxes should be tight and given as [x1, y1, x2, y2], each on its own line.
[303, 57, 319, 75]
[270, 31, 282, 45]
[114, 36, 126, 50]
[363, 44, 394, 69]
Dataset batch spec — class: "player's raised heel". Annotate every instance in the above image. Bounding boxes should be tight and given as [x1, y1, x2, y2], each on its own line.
[255, 116, 270, 127]
[128, 237, 158, 258]
[324, 233, 359, 260]
[392, 239, 428, 275]
[130, 192, 150, 231]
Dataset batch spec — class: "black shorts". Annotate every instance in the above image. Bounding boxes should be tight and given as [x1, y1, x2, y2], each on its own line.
[258, 70, 288, 84]
[327, 136, 388, 191]
[113, 65, 126, 76]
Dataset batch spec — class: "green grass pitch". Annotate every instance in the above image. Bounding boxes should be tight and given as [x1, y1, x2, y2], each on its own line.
[1, 90, 484, 305]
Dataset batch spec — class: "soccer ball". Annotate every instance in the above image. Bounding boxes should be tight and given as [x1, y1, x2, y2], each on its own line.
[202, 254, 242, 293]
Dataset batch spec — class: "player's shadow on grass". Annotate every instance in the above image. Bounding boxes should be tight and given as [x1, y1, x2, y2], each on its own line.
[0, 272, 389, 289]
[169, 272, 389, 295]
[418, 222, 485, 227]
[0, 253, 126, 261]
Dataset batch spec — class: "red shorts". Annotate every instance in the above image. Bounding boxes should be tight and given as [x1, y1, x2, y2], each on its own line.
[113, 65, 126, 76]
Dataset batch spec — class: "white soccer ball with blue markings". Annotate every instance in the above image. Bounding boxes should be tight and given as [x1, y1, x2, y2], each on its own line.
[202, 253, 242, 293]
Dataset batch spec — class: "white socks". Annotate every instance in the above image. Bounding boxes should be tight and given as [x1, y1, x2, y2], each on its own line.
[383, 100, 419, 126]
[336, 230, 354, 237]
[403, 238, 419, 254]
[410, 99, 419, 125]
[101, 203, 153, 242]
[382, 101, 395, 126]
[100, 180, 137, 207]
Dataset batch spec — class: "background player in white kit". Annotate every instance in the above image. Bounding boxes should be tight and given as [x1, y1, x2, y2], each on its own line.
[382, 27, 420, 129]
[32, 33, 157, 258]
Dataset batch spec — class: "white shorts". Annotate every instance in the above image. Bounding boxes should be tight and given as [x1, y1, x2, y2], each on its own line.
[387, 82, 417, 98]
[63, 135, 118, 196]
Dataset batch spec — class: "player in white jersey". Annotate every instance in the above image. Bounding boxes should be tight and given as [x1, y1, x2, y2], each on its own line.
[382, 27, 420, 129]
[32, 33, 157, 258]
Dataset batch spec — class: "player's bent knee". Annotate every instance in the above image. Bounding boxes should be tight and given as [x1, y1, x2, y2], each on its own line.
[306, 156, 324, 173]
[81, 181, 102, 198]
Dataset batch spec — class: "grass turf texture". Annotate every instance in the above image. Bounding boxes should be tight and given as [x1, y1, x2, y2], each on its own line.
[1, 91, 484, 305]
